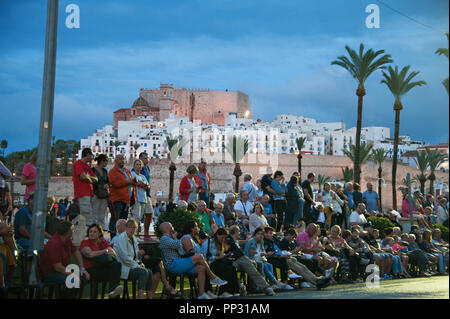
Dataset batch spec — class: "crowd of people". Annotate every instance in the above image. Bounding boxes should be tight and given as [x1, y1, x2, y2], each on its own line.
[0, 148, 449, 298]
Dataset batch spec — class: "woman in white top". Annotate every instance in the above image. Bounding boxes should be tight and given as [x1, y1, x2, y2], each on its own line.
[249, 203, 269, 235]
[131, 160, 150, 231]
[317, 183, 335, 227]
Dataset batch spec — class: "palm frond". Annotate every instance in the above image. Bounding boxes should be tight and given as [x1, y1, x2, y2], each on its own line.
[225, 136, 249, 164]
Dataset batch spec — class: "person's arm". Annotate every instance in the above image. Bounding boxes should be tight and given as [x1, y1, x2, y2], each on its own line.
[81, 245, 111, 258]
[182, 236, 194, 253]
[20, 173, 35, 186]
[18, 225, 31, 239]
[303, 188, 315, 204]
[108, 169, 133, 188]
[73, 250, 90, 280]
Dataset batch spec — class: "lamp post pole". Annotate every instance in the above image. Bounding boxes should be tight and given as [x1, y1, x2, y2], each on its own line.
[406, 174, 414, 227]
[28, 0, 59, 290]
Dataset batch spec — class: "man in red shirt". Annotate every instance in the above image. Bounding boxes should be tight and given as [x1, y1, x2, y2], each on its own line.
[72, 148, 97, 225]
[39, 221, 90, 297]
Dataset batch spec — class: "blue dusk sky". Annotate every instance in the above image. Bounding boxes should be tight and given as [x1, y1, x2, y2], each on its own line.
[0, 0, 448, 153]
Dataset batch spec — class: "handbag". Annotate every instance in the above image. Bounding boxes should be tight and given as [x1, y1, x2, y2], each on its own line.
[90, 253, 117, 266]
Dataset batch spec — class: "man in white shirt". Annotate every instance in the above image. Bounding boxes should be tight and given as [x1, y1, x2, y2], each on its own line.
[110, 219, 127, 245]
[349, 203, 367, 230]
[234, 190, 253, 229]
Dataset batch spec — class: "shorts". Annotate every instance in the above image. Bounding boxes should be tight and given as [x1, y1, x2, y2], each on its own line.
[168, 257, 196, 275]
[144, 197, 154, 215]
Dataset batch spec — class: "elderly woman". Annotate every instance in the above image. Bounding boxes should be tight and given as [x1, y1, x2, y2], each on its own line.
[80, 224, 123, 298]
[211, 202, 225, 228]
[131, 159, 150, 232]
[223, 193, 237, 227]
[179, 165, 200, 202]
[115, 219, 153, 299]
[249, 203, 269, 235]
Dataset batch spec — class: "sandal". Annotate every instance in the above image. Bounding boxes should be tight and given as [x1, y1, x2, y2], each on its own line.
[164, 286, 182, 297]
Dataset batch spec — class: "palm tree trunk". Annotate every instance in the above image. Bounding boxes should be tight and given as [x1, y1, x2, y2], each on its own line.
[392, 109, 401, 210]
[297, 153, 302, 182]
[420, 178, 425, 195]
[168, 161, 176, 203]
[378, 166, 382, 210]
[233, 163, 242, 193]
[354, 86, 365, 184]
[429, 173, 435, 197]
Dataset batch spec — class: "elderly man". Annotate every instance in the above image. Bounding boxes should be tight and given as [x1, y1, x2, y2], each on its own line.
[234, 190, 253, 239]
[108, 154, 136, 234]
[242, 173, 257, 203]
[211, 203, 225, 227]
[110, 219, 127, 246]
[363, 183, 379, 213]
[158, 222, 227, 299]
[196, 200, 214, 233]
[349, 203, 368, 230]
[222, 193, 237, 226]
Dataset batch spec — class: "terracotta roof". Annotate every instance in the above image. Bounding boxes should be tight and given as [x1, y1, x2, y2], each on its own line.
[132, 96, 149, 107]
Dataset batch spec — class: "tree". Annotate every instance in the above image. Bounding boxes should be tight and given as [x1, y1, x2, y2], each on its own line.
[343, 142, 373, 167]
[0, 140, 7, 156]
[113, 141, 121, 156]
[435, 32, 449, 94]
[341, 166, 354, 183]
[295, 136, 307, 181]
[166, 135, 188, 203]
[225, 136, 249, 193]
[426, 149, 448, 196]
[381, 65, 426, 210]
[332, 43, 392, 184]
[372, 148, 388, 210]
[414, 150, 429, 194]
[317, 174, 331, 193]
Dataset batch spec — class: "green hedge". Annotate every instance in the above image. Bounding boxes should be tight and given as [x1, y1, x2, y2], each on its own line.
[154, 207, 201, 239]
[432, 224, 449, 243]
[367, 216, 395, 238]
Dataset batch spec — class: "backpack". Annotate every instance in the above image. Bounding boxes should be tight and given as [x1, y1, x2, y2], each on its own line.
[67, 201, 80, 221]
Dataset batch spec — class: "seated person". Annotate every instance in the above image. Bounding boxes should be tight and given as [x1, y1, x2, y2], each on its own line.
[211, 203, 225, 228]
[419, 230, 447, 275]
[249, 203, 269, 235]
[158, 222, 227, 299]
[13, 194, 34, 252]
[114, 219, 153, 299]
[244, 227, 293, 291]
[80, 224, 123, 298]
[195, 201, 215, 235]
[260, 195, 276, 229]
[39, 222, 90, 297]
[0, 220, 17, 287]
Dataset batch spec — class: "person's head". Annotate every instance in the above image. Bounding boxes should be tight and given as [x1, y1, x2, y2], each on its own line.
[95, 154, 109, 168]
[253, 227, 264, 242]
[187, 201, 198, 212]
[186, 164, 199, 177]
[373, 229, 380, 239]
[292, 171, 300, 178]
[57, 221, 74, 241]
[87, 224, 104, 241]
[307, 173, 316, 182]
[215, 202, 224, 214]
[264, 226, 275, 240]
[239, 189, 249, 202]
[289, 175, 299, 186]
[274, 171, 284, 181]
[284, 228, 297, 241]
[351, 226, 360, 239]
[183, 220, 199, 237]
[367, 183, 373, 192]
[422, 229, 432, 242]
[256, 179, 262, 189]
[139, 152, 149, 166]
[305, 223, 318, 237]
[439, 197, 447, 206]
[125, 219, 138, 237]
[244, 173, 252, 182]
[199, 158, 207, 171]
[323, 182, 331, 192]
[356, 203, 366, 214]
[342, 230, 352, 241]
[214, 227, 228, 244]
[410, 225, 420, 235]
[209, 224, 219, 237]
[47, 195, 56, 212]
[353, 183, 360, 191]
[159, 222, 173, 236]
[330, 225, 341, 237]
[81, 148, 94, 163]
[432, 228, 441, 240]
[197, 200, 207, 213]
[261, 195, 270, 206]
[225, 193, 235, 205]
[133, 159, 143, 173]
[382, 237, 394, 247]
[345, 182, 353, 192]
[253, 203, 264, 216]
[400, 233, 409, 242]
[408, 234, 416, 243]
[115, 154, 125, 168]
[177, 200, 188, 209]
[393, 227, 401, 237]
[335, 184, 342, 192]
[363, 222, 374, 234]
[426, 193, 434, 202]
[116, 219, 127, 234]
[229, 225, 241, 240]
[384, 227, 394, 237]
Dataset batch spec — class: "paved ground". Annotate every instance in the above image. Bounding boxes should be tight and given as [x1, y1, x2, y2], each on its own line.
[243, 276, 449, 299]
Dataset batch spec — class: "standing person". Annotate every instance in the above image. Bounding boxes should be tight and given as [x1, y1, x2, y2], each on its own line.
[0, 160, 12, 220]
[131, 159, 150, 233]
[234, 190, 253, 239]
[72, 148, 97, 225]
[21, 153, 37, 202]
[363, 183, 379, 213]
[108, 154, 136, 234]
[334, 184, 347, 228]
[317, 182, 335, 228]
[92, 154, 110, 230]
[285, 175, 302, 229]
[302, 173, 316, 225]
[261, 167, 275, 204]
[179, 165, 200, 202]
[271, 171, 287, 232]
[242, 174, 257, 203]
[292, 172, 304, 227]
[14, 193, 34, 251]
[196, 159, 211, 205]
[138, 152, 154, 236]
[352, 183, 364, 208]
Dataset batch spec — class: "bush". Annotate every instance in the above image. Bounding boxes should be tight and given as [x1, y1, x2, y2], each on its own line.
[367, 216, 395, 238]
[154, 207, 201, 239]
[432, 224, 449, 243]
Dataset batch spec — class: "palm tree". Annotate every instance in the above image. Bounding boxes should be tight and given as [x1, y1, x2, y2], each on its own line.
[226, 136, 249, 193]
[343, 142, 374, 167]
[0, 140, 7, 156]
[166, 135, 188, 203]
[381, 65, 426, 209]
[317, 174, 331, 193]
[332, 44, 392, 184]
[426, 149, 448, 196]
[414, 150, 429, 194]
[295, 136, 307, 181]
[341, 166, 354, 183]
[372, 148, 388, 210]
[113, 141, 121, 156]
[435, 32, 449, 94]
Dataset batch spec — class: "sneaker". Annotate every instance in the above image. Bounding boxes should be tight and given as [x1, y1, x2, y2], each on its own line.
[282, 283, 294, 291]
[207, 291, 218, 299]
[264, 287, 275, 296]
[198, 293, 211, 300]
[108, 285, 123, 298]
[288, 272, 302, 279]
[301, 282, 315, 288]
[271, 282, 283, 290]
[316, 277, 331, 289]
[233, 293, 241, 297]
[219, 292, 233, 298]
[324, 268, 334, 278]
[210, 277, 228, 286]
